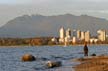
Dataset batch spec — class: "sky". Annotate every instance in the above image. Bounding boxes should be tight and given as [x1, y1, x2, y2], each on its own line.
[0, 0, 108, 26]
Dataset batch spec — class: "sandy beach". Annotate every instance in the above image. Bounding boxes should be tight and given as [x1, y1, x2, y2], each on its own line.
[74, 55, 108, 71]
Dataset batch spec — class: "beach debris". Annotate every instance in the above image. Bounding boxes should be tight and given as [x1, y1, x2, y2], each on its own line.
[21, 54, 36, 62]
[77, 57, 85, 61]
[91, 53, 96, 56]
[46, 61, 62, 68]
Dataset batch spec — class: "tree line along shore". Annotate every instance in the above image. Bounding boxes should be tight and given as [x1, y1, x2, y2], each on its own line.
[0, 37, 108, 46]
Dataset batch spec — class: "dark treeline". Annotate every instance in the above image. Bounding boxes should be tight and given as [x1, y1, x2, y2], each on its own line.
[0, 37, 108, 46]
[0, 37, 56, 46]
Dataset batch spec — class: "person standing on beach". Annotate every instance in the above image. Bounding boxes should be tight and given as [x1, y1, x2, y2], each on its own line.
[83, 43, 88, 56]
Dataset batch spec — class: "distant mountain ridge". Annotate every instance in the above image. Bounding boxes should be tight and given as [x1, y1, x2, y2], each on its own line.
[0, 14, 107, 37]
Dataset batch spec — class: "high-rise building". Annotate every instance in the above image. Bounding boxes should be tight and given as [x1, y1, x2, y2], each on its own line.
[77, 30, 81, 39]
[64, 36, 70, 45]
[97, 30, 106, 41]
[72, 37, 77, 44]
[85, 31, 90, 42]
[66, 28, 71, 38]
[81, 31, 85, 40]
[59, 27, 65, 42]
[73, 30, 77, 37]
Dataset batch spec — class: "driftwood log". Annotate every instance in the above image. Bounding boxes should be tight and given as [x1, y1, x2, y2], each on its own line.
[46, 61, 62, 68]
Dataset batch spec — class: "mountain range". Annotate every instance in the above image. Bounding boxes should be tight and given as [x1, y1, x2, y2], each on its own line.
[0, 14, 107, 37]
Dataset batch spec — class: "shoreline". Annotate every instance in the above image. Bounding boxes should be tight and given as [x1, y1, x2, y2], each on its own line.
[0, 44, 108, 47]
[73, 55, 108, 71]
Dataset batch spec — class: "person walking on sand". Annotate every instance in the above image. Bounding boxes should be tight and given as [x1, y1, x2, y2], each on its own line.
[84, 43, 88, 56]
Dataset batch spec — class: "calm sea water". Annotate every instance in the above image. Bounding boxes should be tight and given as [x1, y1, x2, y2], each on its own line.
[0, 45, 108, 71]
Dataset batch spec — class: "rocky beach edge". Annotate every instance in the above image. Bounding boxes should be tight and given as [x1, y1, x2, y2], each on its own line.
[73, 55, 108, 71]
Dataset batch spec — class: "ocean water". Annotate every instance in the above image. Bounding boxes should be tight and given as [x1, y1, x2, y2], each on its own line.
[0, 45, 108, 71]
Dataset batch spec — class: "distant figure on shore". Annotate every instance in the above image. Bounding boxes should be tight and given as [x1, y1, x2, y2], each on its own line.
[83, 43, 88, 56]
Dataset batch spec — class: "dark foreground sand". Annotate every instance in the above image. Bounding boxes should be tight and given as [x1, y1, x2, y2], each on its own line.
[74, 56, 108, 71]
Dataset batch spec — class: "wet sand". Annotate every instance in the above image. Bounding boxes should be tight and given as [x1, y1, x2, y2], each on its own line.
[74, 56, 108, 71]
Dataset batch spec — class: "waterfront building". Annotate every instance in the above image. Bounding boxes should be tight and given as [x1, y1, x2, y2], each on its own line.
[85, 31, 90, 42]
[77, 30, 81, 39]
[51, 37, 57, 42]
[66, 28, 71, 38]
[64, 36, 70, 45]
[64, 28, 71, 45]
[97, 30, 106, 41]
[106, 35, 108, 38]
[81, 31, 85, 40]
[72, 37, 77, 44]
[73, 30, 77, 37]
[90, 38, 98, 43]
[59, 27, 65, 43]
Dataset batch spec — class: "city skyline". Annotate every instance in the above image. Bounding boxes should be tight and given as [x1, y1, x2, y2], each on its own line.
[1, 0, 108, 27]
[58, 27, 106, 44]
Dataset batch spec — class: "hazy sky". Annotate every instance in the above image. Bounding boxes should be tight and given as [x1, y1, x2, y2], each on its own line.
[0, 0, 108, 26]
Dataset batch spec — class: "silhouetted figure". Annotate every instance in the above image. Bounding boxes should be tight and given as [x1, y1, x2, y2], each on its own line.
[83, 43, 88, 56]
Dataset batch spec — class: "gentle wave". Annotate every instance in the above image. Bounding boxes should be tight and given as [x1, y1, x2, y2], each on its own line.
[0, 45, 108, 71]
